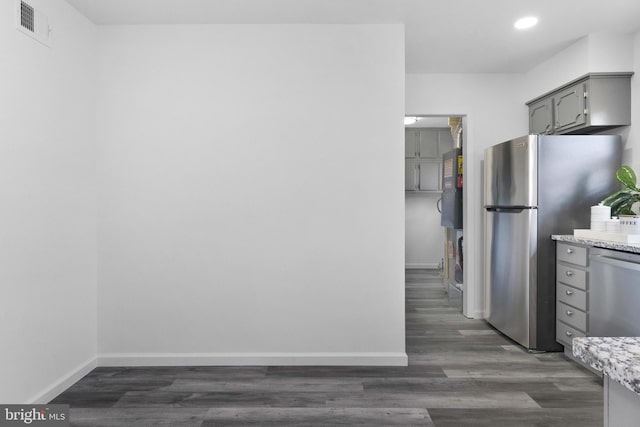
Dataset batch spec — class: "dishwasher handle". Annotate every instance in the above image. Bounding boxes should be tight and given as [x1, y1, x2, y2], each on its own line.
[590, 254, 640, 272]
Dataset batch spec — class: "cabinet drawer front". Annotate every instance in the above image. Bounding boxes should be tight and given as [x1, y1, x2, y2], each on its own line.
[556, 264, 587, 290]
[557, 283, 587, 311]
[557, 243, 588, 266]
[556, 321, 586, 347]
[556, 301, 587, 331]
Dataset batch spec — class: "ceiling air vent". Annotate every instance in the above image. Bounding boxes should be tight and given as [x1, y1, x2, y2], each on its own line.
[16, 0, 52, 47]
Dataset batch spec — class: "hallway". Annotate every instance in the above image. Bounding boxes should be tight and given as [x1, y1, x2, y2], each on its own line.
[52, 270, 603, 426]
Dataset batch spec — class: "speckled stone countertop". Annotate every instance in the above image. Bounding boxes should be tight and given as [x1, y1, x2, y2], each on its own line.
[573, 337, 640, 395]
[551, 235, 640, 254]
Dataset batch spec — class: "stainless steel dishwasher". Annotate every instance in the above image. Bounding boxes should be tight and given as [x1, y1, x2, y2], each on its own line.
[589, 248, 640, 337]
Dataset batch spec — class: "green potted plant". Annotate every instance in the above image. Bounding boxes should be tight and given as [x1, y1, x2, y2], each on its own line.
[602, 166, 640, 216]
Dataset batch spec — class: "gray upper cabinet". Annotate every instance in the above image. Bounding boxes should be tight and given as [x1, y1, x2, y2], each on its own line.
[529, 98, 553, 135]
[526, 73, 633, 135]
[554, 82, 587, 133]
[405, 128, 453, 192]
[418, 130, 440, 158]
[405, 131, 418, 158]
[438, 131, 454, 156]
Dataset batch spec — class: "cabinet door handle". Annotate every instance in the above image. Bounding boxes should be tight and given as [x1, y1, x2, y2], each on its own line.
[567, 248, 574, 254]
[565, 290, 573, 296]
[566, 310, 573, 316]
[566, 331, 573, 337]
[565, 271, 574, 277]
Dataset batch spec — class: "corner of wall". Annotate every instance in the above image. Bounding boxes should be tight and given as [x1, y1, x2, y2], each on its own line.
[29, 357, 97, 404]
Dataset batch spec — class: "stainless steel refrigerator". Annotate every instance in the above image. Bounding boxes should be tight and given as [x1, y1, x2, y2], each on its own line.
[484, 134, 621, 351]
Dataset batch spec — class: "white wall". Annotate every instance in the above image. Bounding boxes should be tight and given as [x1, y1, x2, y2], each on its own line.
[405, 193, 443, 269]
[522, 33, 635, 102]
[0, 0, 97, 403]
[95, 24, 407, 365]
[587, 33, 634, 73]
[406, 74, 527, 318]
[627, 32, 640, 171]
[520, 37, 590, 101]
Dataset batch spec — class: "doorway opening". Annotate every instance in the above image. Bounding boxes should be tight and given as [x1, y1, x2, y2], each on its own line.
[404, 115, 465, 310]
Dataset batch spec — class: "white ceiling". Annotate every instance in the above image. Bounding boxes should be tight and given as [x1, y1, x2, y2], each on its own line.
[65, 0, 640, 73]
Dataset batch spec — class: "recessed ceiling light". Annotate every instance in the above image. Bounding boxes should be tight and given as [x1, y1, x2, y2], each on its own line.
[514, 16, 538, 30]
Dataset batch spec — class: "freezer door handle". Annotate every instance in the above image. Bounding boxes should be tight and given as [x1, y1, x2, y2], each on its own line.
[485, 207, 527, 213]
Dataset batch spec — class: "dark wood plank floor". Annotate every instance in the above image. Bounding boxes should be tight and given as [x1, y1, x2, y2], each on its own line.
[51, 269, 603, 426]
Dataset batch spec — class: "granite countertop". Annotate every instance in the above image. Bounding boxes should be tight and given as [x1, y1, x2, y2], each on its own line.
[573, 337, 640, 395]
[551, 235, 640, 254]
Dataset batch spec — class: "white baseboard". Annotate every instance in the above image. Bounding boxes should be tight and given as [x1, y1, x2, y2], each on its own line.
[98, 352, 408, 367]
[30, 357, 97, 404]
[27, 352, 407, 402]
[405, 263, 439, 269]
[464, 309, 486, 320]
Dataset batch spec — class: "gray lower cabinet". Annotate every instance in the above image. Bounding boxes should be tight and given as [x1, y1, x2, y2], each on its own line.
[405, 159, 417, 191]
[555, 242, 589, 348]
[405, 128, 452, 192]
[527, 72, 632, 135]
[418, 159, 441, 191]
[556, 243, 640, 348]
[405, 158, 442, 191]
[604, 376, 640, 427]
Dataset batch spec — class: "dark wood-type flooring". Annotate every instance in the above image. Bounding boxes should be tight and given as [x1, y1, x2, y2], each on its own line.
[51, 269, 603, 426]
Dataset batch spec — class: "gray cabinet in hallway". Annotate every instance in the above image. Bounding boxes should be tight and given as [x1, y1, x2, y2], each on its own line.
[404, 128, 453, 192]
